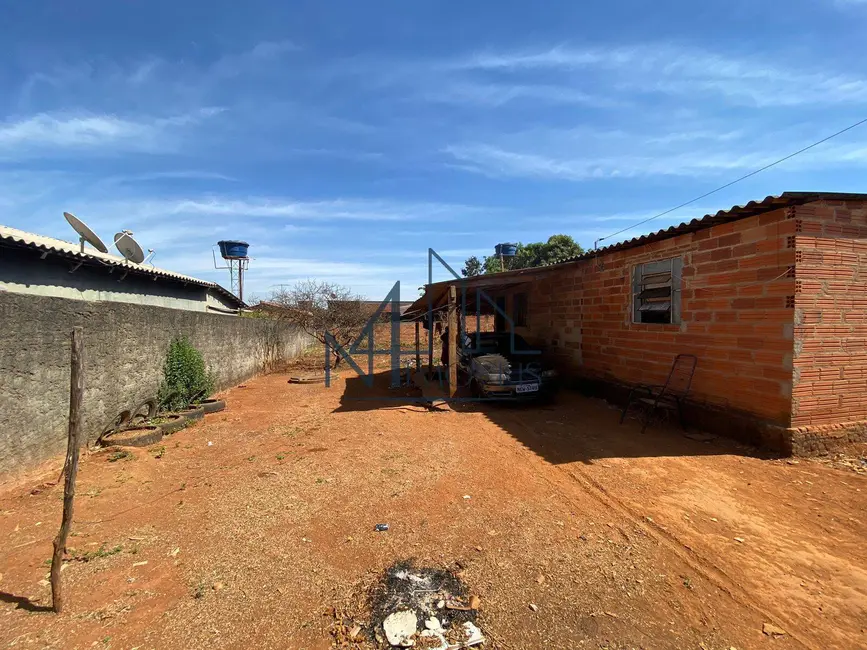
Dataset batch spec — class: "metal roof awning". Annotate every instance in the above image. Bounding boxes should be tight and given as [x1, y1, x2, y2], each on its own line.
[402, 267, 556, 321]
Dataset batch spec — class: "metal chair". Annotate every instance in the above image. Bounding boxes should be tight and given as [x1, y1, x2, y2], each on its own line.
[619, 354, 697, 433]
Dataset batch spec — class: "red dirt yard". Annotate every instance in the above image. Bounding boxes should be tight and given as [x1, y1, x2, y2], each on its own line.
[1, 363, 866, 649]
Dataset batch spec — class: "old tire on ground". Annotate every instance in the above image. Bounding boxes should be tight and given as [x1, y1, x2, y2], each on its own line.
[130, 398, 158, 425]
[106, 426, 162, 448]
[174, 406, 205, 422]
[158, 415, 187, 435]
[199, 398, 226, 414]
[95, 410, 132, 446]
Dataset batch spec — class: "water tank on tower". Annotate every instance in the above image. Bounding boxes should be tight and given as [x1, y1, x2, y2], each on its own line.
[214, 240, 251, 302]
[495, 242, 517, 271]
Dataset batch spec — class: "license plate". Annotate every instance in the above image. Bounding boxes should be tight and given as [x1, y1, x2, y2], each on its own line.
[515, 383, 539, 394]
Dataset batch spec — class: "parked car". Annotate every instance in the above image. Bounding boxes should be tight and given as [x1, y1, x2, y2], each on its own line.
[459, 332, 558, 399]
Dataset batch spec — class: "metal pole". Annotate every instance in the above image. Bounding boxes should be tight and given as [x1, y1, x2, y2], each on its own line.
[238, 261, 244, 303]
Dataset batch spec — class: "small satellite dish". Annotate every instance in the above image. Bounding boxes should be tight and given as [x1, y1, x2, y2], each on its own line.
[114, 230, 145, 263]
[64, 211, 108, 254]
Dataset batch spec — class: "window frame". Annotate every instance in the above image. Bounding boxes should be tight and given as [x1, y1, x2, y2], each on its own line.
[632, 257, 682, 325]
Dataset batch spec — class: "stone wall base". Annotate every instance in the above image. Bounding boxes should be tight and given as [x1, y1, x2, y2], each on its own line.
[788, 421, 867, 456]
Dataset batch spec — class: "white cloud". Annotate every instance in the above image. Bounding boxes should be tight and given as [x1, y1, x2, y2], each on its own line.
[444, 136, 867, 181]
[0, 108, 223, 155]
[455, 44, 867, 108]
[210, 40, 300, 79]
[455, 46, 618, 71]
[0, 113, 150, 147]
[106, 170, 237, 184]
[282, 148, 384, 161]
[116, 197, 486, 222]
[424, 82, 623, 108]
[644, 130, 744, 145]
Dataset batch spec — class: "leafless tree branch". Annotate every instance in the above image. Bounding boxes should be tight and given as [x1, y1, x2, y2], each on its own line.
[268, 280, 370, 368]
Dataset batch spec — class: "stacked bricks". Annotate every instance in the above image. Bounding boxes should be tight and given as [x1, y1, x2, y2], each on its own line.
[524, 207, 797, 426]
[792, 200, 867, 429]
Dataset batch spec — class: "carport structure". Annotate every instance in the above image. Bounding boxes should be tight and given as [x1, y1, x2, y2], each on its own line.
[401, 265, 559, 397]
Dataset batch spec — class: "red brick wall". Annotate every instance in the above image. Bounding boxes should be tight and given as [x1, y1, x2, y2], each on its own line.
[792, 200, 867, 428]
[524, 208, 797, 424]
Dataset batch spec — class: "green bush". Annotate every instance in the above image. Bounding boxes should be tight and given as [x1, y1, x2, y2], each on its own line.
[157, 336, 215, 412]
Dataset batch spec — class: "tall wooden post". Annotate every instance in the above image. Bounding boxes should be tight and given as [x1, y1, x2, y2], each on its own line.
[52, 327, 84, 614]
[427, 322, 434, 378]
[447, 285, 457, 398]
[414, 321, 421, 372]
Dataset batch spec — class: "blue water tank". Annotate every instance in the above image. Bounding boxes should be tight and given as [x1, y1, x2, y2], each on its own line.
[217, 240, 249, 259]
[495, 243, 517, 257]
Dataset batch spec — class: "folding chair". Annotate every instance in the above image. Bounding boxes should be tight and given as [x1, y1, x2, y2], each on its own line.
[619, 354, 697, 433]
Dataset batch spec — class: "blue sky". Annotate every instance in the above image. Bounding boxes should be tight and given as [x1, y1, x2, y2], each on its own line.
[2, 1, 867, 300]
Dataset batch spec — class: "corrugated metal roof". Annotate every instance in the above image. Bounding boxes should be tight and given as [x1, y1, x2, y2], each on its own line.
[0, 224, 244, 308]
[402, 277, 551, 320]
[559, 191, 867, 264]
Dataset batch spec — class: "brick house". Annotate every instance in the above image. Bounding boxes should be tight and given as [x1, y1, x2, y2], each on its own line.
[410, 192, 867, 454]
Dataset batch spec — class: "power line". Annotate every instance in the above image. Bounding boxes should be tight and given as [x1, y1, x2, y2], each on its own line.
[596, 116, 867, 246]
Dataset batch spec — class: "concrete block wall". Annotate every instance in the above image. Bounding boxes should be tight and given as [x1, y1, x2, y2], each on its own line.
[0, 292, 313, 477]
[525, 207, 797, 428]
[792, 200, 867, 432]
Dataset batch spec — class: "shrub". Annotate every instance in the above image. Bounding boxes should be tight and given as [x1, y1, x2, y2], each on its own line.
[158, 336, 215, 412]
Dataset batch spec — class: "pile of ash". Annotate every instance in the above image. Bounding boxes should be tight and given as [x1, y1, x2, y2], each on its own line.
[365, 560, 485, 649]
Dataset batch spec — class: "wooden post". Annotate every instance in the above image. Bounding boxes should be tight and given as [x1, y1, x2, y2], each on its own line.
[427, 322, 434, 378]
[447, 285, 457, 398]
[414, 321, 421, 372]
[52, 327, 84, 614]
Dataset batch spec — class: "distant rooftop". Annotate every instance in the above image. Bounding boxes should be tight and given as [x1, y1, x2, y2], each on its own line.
[0, 224, 244, 308]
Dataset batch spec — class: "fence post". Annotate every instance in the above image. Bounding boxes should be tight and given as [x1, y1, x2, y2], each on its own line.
[51, 326, 84, 613]
[414, 321, 421, 371]
[447, 285, 457, 397]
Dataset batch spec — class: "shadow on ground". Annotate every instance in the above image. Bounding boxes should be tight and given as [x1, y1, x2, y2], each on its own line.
[0, 592, 52, 613]
[332, 367, 427, 412]
[336, 370, 774, 464]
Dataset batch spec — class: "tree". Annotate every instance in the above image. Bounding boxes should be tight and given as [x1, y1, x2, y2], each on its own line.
[463, 235, 584, 275]
[461, 256, 483, 277]
[483, 255, 506, 274]
[268, 280, 370, 368]
[540, 234, 584, 265]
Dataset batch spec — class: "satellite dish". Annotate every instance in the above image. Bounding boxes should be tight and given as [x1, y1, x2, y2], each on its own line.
[114, 230, 145, 263]
[64, 211, 108, 254]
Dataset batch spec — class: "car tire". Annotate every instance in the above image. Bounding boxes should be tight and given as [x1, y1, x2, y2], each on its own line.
[175, 406, 205, 422]
[105, 426, 163, 448]
[130, 398, 158, 425]
[95, 410, 131, 446]
[199, 398, 226, 414]
[158, 415, 187, 435]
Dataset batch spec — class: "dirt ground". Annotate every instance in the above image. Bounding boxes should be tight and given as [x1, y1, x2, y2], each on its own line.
[1, 359, 866, 649]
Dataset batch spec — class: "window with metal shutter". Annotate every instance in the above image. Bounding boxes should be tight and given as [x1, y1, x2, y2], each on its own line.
[632, 257, 682, 324]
